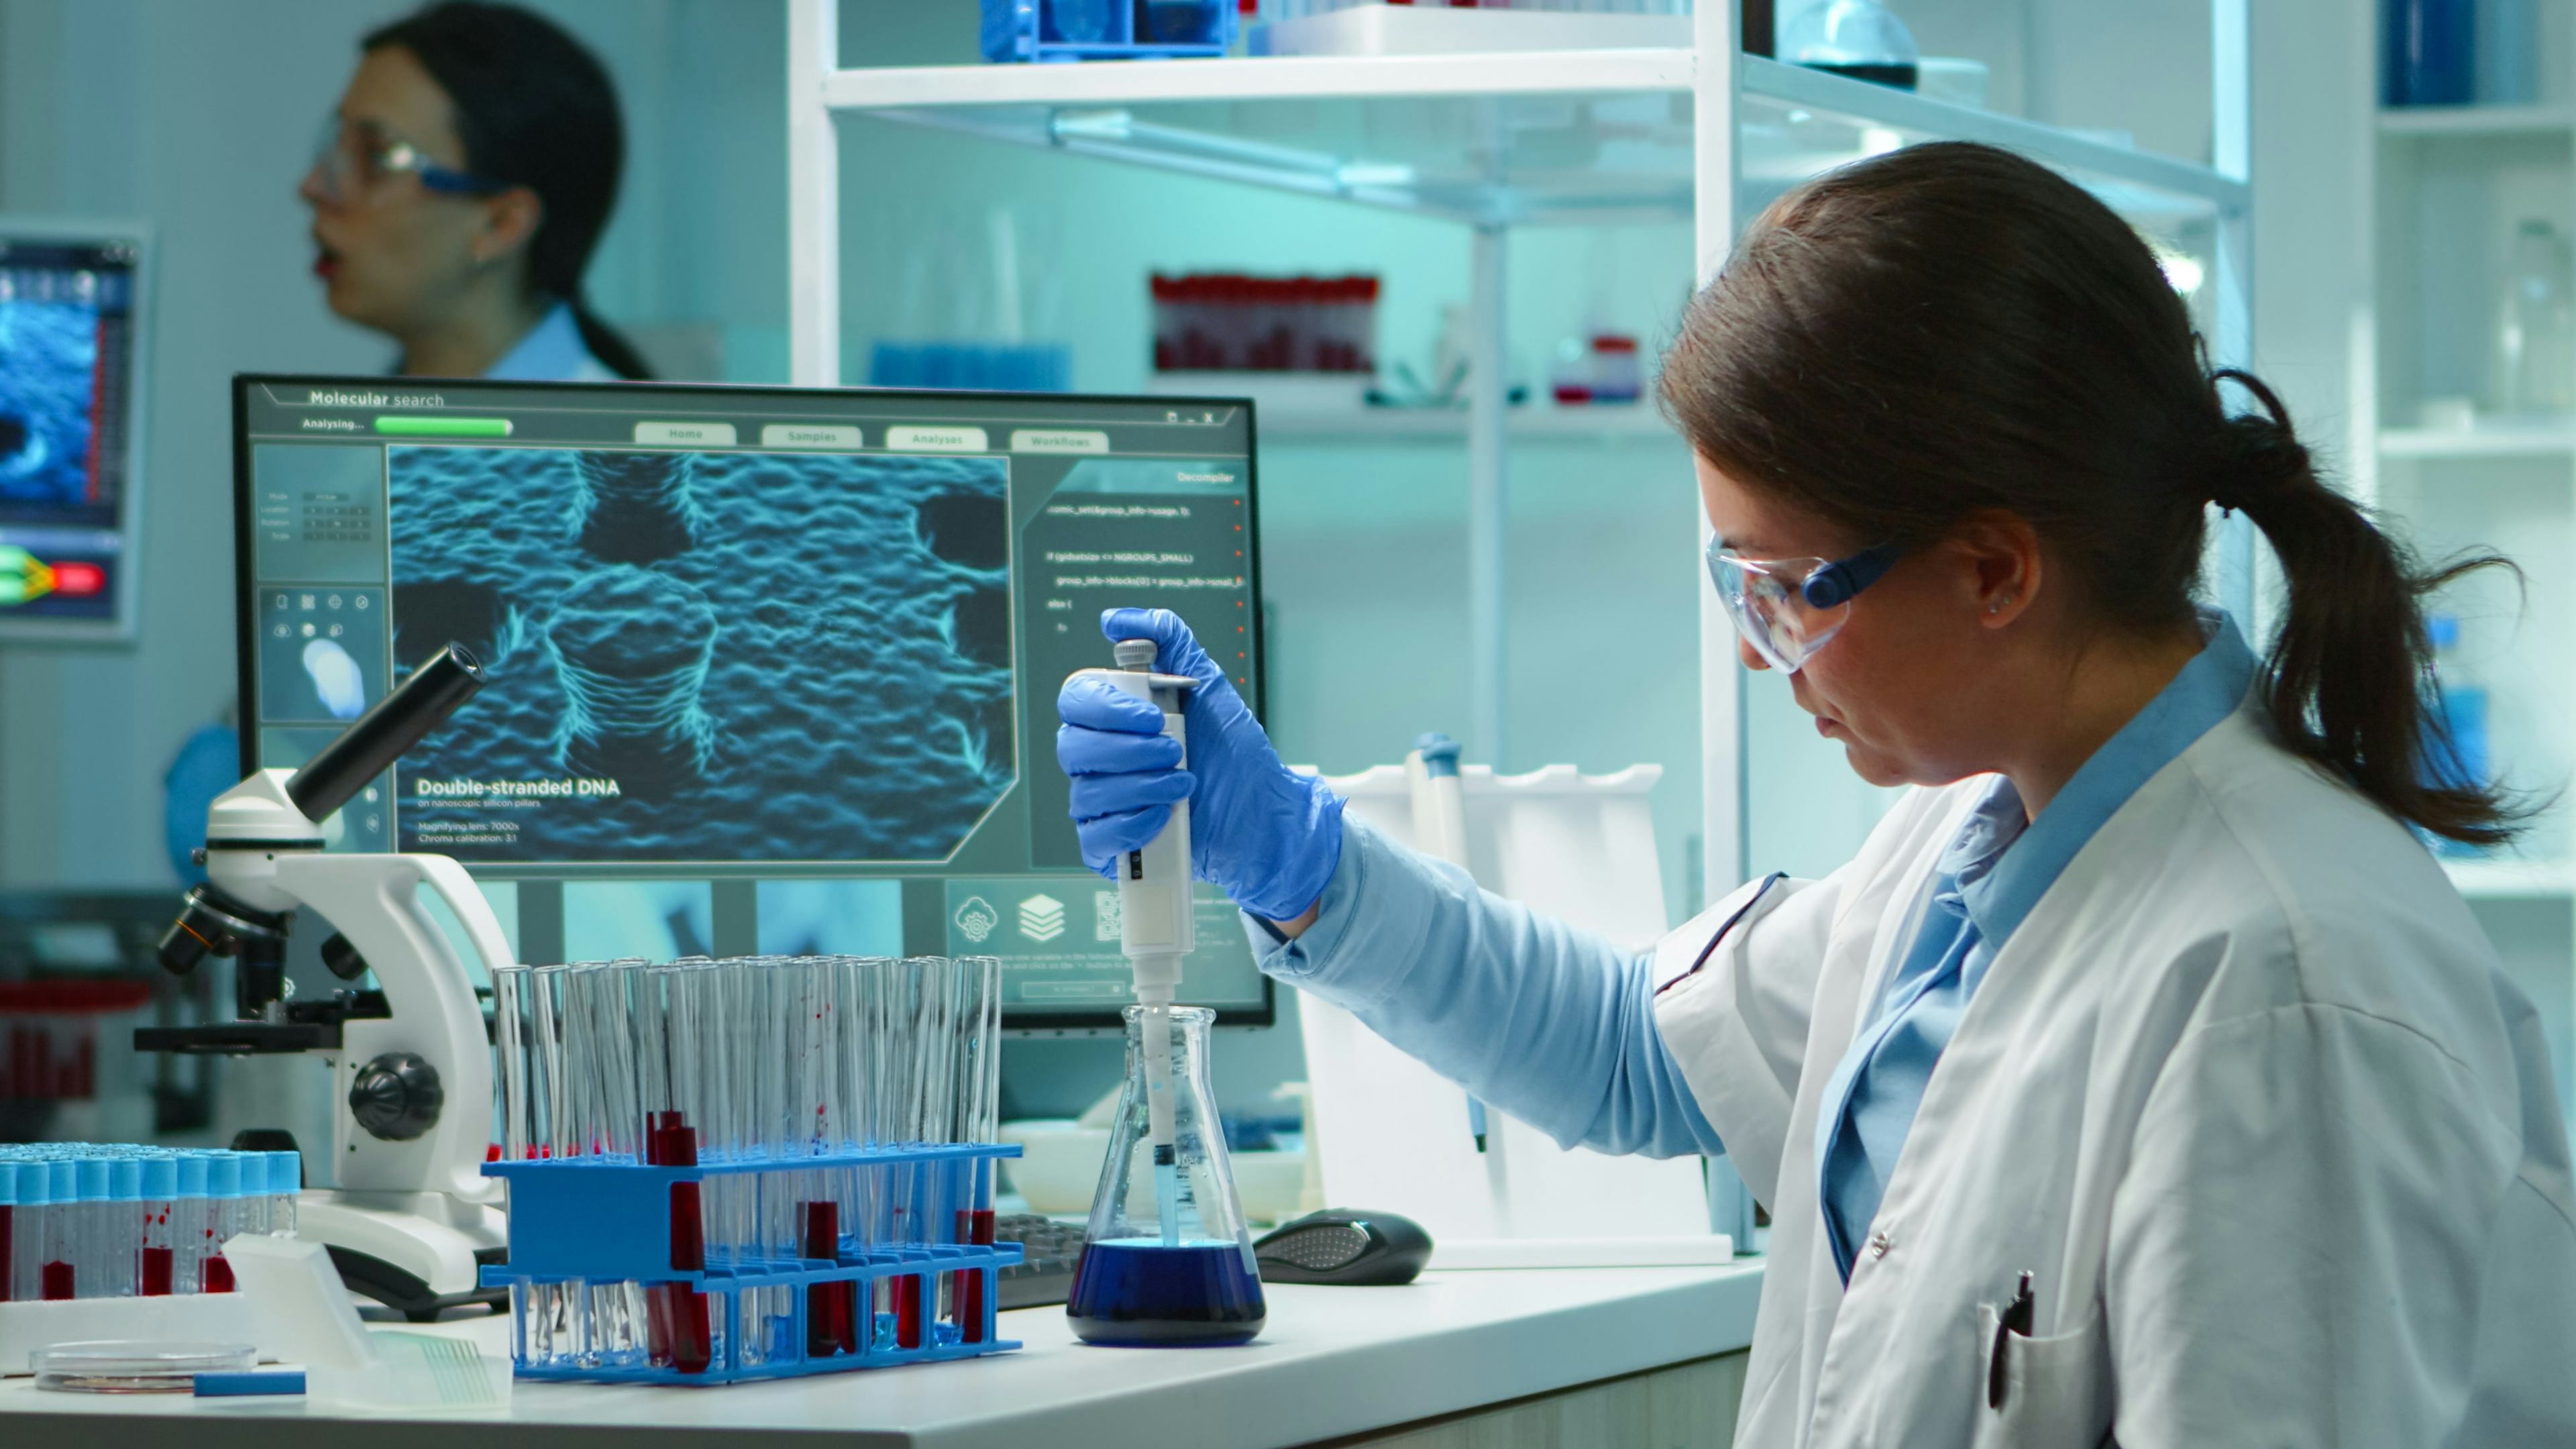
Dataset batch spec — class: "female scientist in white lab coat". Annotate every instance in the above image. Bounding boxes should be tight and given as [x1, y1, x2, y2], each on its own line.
[1057, 142, 2576, 1446]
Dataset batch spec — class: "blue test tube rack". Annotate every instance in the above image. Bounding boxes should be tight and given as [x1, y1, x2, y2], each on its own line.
[481, 1142, 1023, 1385]
[979, 0, 1237, 64]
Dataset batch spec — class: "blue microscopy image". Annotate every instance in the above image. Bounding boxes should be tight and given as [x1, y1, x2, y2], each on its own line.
[755, 878, 904, 957]
[388, 445, 1015, 865]
[564, 880, 712, 962]
[0, 299, 100, 505]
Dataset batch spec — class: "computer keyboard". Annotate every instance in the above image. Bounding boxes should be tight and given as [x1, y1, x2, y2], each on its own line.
[994, 1213, 1088, 1310]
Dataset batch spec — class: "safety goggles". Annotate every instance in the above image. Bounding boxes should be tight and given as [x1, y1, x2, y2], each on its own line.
[1705, 535, 1905, 674]
[307, 116, 502, 205]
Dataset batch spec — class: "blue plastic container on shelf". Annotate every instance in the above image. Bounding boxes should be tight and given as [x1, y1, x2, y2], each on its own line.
[2383, 0, 2475, 107]
[482, 1142, 1022, 1385]
[867, 341, 1073, 392]
[981, 0, 1235, 63]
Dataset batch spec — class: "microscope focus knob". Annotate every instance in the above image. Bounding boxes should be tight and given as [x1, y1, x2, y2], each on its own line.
[349, 1052, 443, 1142]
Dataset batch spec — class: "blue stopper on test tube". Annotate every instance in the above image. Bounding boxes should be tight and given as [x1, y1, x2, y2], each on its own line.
[175, 1152, 207, 1201]
[205, 1152, 239, 1199]
[142, 1155, 177, 1200]
[111, 1159, 142, 1202]
[76, 1157, 109, 1203]
[268, 1150, 301, 1195]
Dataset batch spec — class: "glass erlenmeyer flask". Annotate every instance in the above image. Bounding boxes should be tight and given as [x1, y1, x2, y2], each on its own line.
[1068, 1006, 1266, 1346]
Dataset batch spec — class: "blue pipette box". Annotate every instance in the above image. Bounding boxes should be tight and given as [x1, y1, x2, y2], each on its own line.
[980, 0, 1236, 64]
[482, 1142, 1024, 1385]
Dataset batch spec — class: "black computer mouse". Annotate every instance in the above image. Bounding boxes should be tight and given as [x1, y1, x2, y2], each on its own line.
[1254, 1208, 1433, 1286]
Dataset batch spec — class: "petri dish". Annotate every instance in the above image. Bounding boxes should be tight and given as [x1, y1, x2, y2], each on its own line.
[30, 1340, 256, 1393]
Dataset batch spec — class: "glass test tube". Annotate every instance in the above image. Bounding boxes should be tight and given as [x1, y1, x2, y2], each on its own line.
[525, 964, 582, 1362]
[573, 961, 648, 1368]
[268, 1150, 301, 1236]
[921, 958, 968, 1338]
[43, 1159, 76, 1299]
[15, 1160, 48, 1303]
[201, 1152, 239, 1292]
[645, 959, 718, 1374]
[492, 963, 541, 1367]
[172, 1153, 206, 1293]
[139, 1155, 176, 1295]
[798, 957, 858, 1360]
[109, 1158, 142, 1297]
[74, 1158, 109, 1299]
[954, 956, 1002, 1342]
[739, 957, 800, 1367]
[896, 956, 962, 1348]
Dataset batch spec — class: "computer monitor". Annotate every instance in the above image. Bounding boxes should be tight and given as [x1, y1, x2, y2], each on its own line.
[0, 221, 151, 643]
[231, 376, 1271, 1029]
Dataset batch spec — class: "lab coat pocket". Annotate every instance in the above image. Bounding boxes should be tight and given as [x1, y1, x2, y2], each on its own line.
[1973, 1301, 2115, 1448]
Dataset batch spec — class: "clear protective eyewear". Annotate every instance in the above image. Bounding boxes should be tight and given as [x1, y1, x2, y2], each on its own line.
[1705, 535, 1905, 673]
[307, 116, 502, 205]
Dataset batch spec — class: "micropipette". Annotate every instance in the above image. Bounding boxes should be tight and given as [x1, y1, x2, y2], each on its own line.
[1093, 638, 1197, 1248]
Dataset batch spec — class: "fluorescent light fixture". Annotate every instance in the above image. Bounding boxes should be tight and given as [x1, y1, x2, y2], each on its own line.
[1048, 107, 1415, 202]
[1335, 162, 1417, 189]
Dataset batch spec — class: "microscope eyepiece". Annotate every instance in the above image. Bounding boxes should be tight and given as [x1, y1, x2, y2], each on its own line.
[285, 643, 485, 823]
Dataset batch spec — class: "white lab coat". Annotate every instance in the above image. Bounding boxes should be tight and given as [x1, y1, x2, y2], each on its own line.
[1652, 697, 2576, 1447]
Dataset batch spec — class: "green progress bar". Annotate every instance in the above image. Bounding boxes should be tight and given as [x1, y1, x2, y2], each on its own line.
[374, 415, 513, 437]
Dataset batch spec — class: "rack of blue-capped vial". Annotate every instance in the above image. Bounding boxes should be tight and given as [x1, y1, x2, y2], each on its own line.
[0, 1144, 299, 1303]
[483, 955, 1019, 1384]
[980, 0, 1236, 64]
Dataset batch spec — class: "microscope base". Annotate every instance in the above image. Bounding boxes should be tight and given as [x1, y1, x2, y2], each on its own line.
[299, 1192, 508, 1323]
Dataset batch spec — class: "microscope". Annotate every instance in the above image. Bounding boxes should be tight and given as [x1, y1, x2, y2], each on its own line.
[139, 644, 515, 1320]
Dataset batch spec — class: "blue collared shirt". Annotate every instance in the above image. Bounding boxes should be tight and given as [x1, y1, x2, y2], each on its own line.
[1813, 610, 2258, 1279]
[480, 301, 616, 382]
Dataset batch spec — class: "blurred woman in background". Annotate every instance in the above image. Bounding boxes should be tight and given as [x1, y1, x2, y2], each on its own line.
[301, 0, 651, 380]
[168, 1, 651, 874]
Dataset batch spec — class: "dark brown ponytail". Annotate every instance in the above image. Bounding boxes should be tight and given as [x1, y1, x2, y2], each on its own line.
[2205, 370, 2516, 845]
[1658, 140, 2520, 845]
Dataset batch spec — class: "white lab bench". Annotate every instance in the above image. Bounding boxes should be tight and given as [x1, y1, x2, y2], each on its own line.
[0, 1263, 1762, 1448]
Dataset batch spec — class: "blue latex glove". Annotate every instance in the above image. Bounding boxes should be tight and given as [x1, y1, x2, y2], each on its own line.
[1057, 608, 1343, 922]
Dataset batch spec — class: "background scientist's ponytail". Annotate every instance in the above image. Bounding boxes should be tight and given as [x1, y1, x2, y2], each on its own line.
[1658, 140, 2521, 846]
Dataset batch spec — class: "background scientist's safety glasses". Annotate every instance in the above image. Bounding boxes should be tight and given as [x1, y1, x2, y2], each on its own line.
[305, 117, 502, 205]
[1705, 536, 1904, 673]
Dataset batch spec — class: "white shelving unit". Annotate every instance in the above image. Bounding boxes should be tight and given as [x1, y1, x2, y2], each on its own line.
[784, 0, 2253, 898]
[2365, 13, 2576, 894]
[2363, 8, 2576, 1146]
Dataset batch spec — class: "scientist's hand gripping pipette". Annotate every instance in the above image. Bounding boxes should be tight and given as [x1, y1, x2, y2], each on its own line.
[1090, 637, 1195, 1246]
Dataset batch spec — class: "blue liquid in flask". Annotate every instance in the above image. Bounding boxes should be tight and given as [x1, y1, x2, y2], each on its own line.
[1067, 1239, 1267, 1346]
